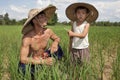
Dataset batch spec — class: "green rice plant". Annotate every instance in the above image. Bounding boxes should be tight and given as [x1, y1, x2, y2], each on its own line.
[0, 25, 120, 80]
[112, 46, 120, 80]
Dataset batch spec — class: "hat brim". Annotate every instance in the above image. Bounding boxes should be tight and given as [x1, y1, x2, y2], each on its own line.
[66, 3, 99, 23]
[22, 5, 56, 34]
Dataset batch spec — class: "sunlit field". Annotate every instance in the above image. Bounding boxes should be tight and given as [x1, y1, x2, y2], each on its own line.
[0, 24, 120, 80]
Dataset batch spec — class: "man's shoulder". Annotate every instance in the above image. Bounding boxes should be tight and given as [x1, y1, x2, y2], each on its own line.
[45, 28, 53, 34]
[22, 31, 34, 44]
[23, 30, 34, 38]
[45, 28, 52, 31]
[22, 35, 32, 46]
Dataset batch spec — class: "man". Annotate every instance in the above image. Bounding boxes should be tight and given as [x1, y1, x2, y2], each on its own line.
[18, 5, 63, 79]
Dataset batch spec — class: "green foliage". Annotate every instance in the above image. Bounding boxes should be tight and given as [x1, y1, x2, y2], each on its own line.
[0, 25, 120, 80]
[17, 18, 27, 25]
[92, 21, 120, 26]
[0, 12, 120, 26]
[0, 15, 5, 25]
[4, 13, 10, 25]
[48, 13, 58, 25]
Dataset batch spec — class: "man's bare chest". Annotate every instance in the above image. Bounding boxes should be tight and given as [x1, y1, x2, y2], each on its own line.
[30, 34, 50, 50]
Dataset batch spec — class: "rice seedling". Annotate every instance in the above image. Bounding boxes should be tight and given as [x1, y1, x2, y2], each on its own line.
[0, 25, 120, 80]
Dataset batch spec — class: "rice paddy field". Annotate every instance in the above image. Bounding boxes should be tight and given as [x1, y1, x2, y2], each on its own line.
[0, 24, 120, 80]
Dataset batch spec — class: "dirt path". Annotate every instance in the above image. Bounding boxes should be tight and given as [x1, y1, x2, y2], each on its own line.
[1, 54, 10, 80]
[102, 49, 117, 80]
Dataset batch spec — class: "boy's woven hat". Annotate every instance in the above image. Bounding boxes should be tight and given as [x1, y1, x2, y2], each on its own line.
[66, 2, 99, 23]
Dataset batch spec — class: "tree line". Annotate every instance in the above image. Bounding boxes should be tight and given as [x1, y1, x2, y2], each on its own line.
[0, 13, 58, 25]
[0, 13, 120, 26]
[61, 21, 120, 27]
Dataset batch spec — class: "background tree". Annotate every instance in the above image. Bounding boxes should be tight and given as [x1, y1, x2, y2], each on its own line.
[4, 13, 10, 25]
[10, 19, 17, 25]
[17, 18, 27, 25]
[48, 13, 58, 25]
[0, 12, 120, 26]
[0, 15, 5, 25]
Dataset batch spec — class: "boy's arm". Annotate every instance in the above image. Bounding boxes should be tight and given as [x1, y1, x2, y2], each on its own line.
[49, 29, 60, 53]
[68, 23, 90, 38]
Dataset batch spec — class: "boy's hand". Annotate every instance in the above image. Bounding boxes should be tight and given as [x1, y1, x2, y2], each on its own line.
[64, 28, 74, 37]
[68, 30, 74, 37]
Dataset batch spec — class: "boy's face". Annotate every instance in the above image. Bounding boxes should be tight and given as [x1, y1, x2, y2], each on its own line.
[75, 9, 88, 22]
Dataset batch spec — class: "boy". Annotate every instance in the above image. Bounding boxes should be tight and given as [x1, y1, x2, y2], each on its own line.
[65, 2, 98, 64]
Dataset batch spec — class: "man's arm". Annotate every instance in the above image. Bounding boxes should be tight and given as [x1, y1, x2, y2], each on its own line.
[49, 29, 60, 53]
[20, 37, 40, 64]
[20, 36, 54, 65]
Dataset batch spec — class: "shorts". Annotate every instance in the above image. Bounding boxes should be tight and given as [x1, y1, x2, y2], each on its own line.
[18, 62, 42, 80]
[71, 48, 90, 64]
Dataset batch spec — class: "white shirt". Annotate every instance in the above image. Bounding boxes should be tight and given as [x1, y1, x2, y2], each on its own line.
[72, 21, 89, 49]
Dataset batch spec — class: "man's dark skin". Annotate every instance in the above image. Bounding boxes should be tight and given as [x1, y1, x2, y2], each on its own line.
[20, 12, 60, 65]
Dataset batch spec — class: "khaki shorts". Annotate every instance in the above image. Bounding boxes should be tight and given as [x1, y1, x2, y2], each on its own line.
[71, 48, 90, 64]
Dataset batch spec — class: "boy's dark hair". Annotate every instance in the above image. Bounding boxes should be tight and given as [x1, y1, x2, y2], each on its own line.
[75, 6, 90, 13]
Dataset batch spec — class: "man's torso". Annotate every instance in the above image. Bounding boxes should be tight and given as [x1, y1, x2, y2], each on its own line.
[23, 29, 51, 59]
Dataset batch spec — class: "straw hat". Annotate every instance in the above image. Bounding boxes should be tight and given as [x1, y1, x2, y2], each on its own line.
[22, 5, 56, 34]
[66, 2, 99, 23]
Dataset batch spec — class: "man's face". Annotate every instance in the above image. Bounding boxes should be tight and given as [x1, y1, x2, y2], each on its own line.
[34, 13, 48, 27]
[76, 9, 88, 22]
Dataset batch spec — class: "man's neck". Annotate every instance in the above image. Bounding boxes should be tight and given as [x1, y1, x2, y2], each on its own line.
[34, 25, 44, 35]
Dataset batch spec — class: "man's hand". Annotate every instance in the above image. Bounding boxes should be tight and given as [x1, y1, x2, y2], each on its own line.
[42, 57, 55, 65]
[50, 42, 58, 54]
[48, 29, 60, 53]
[42, 52, 49, 59]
